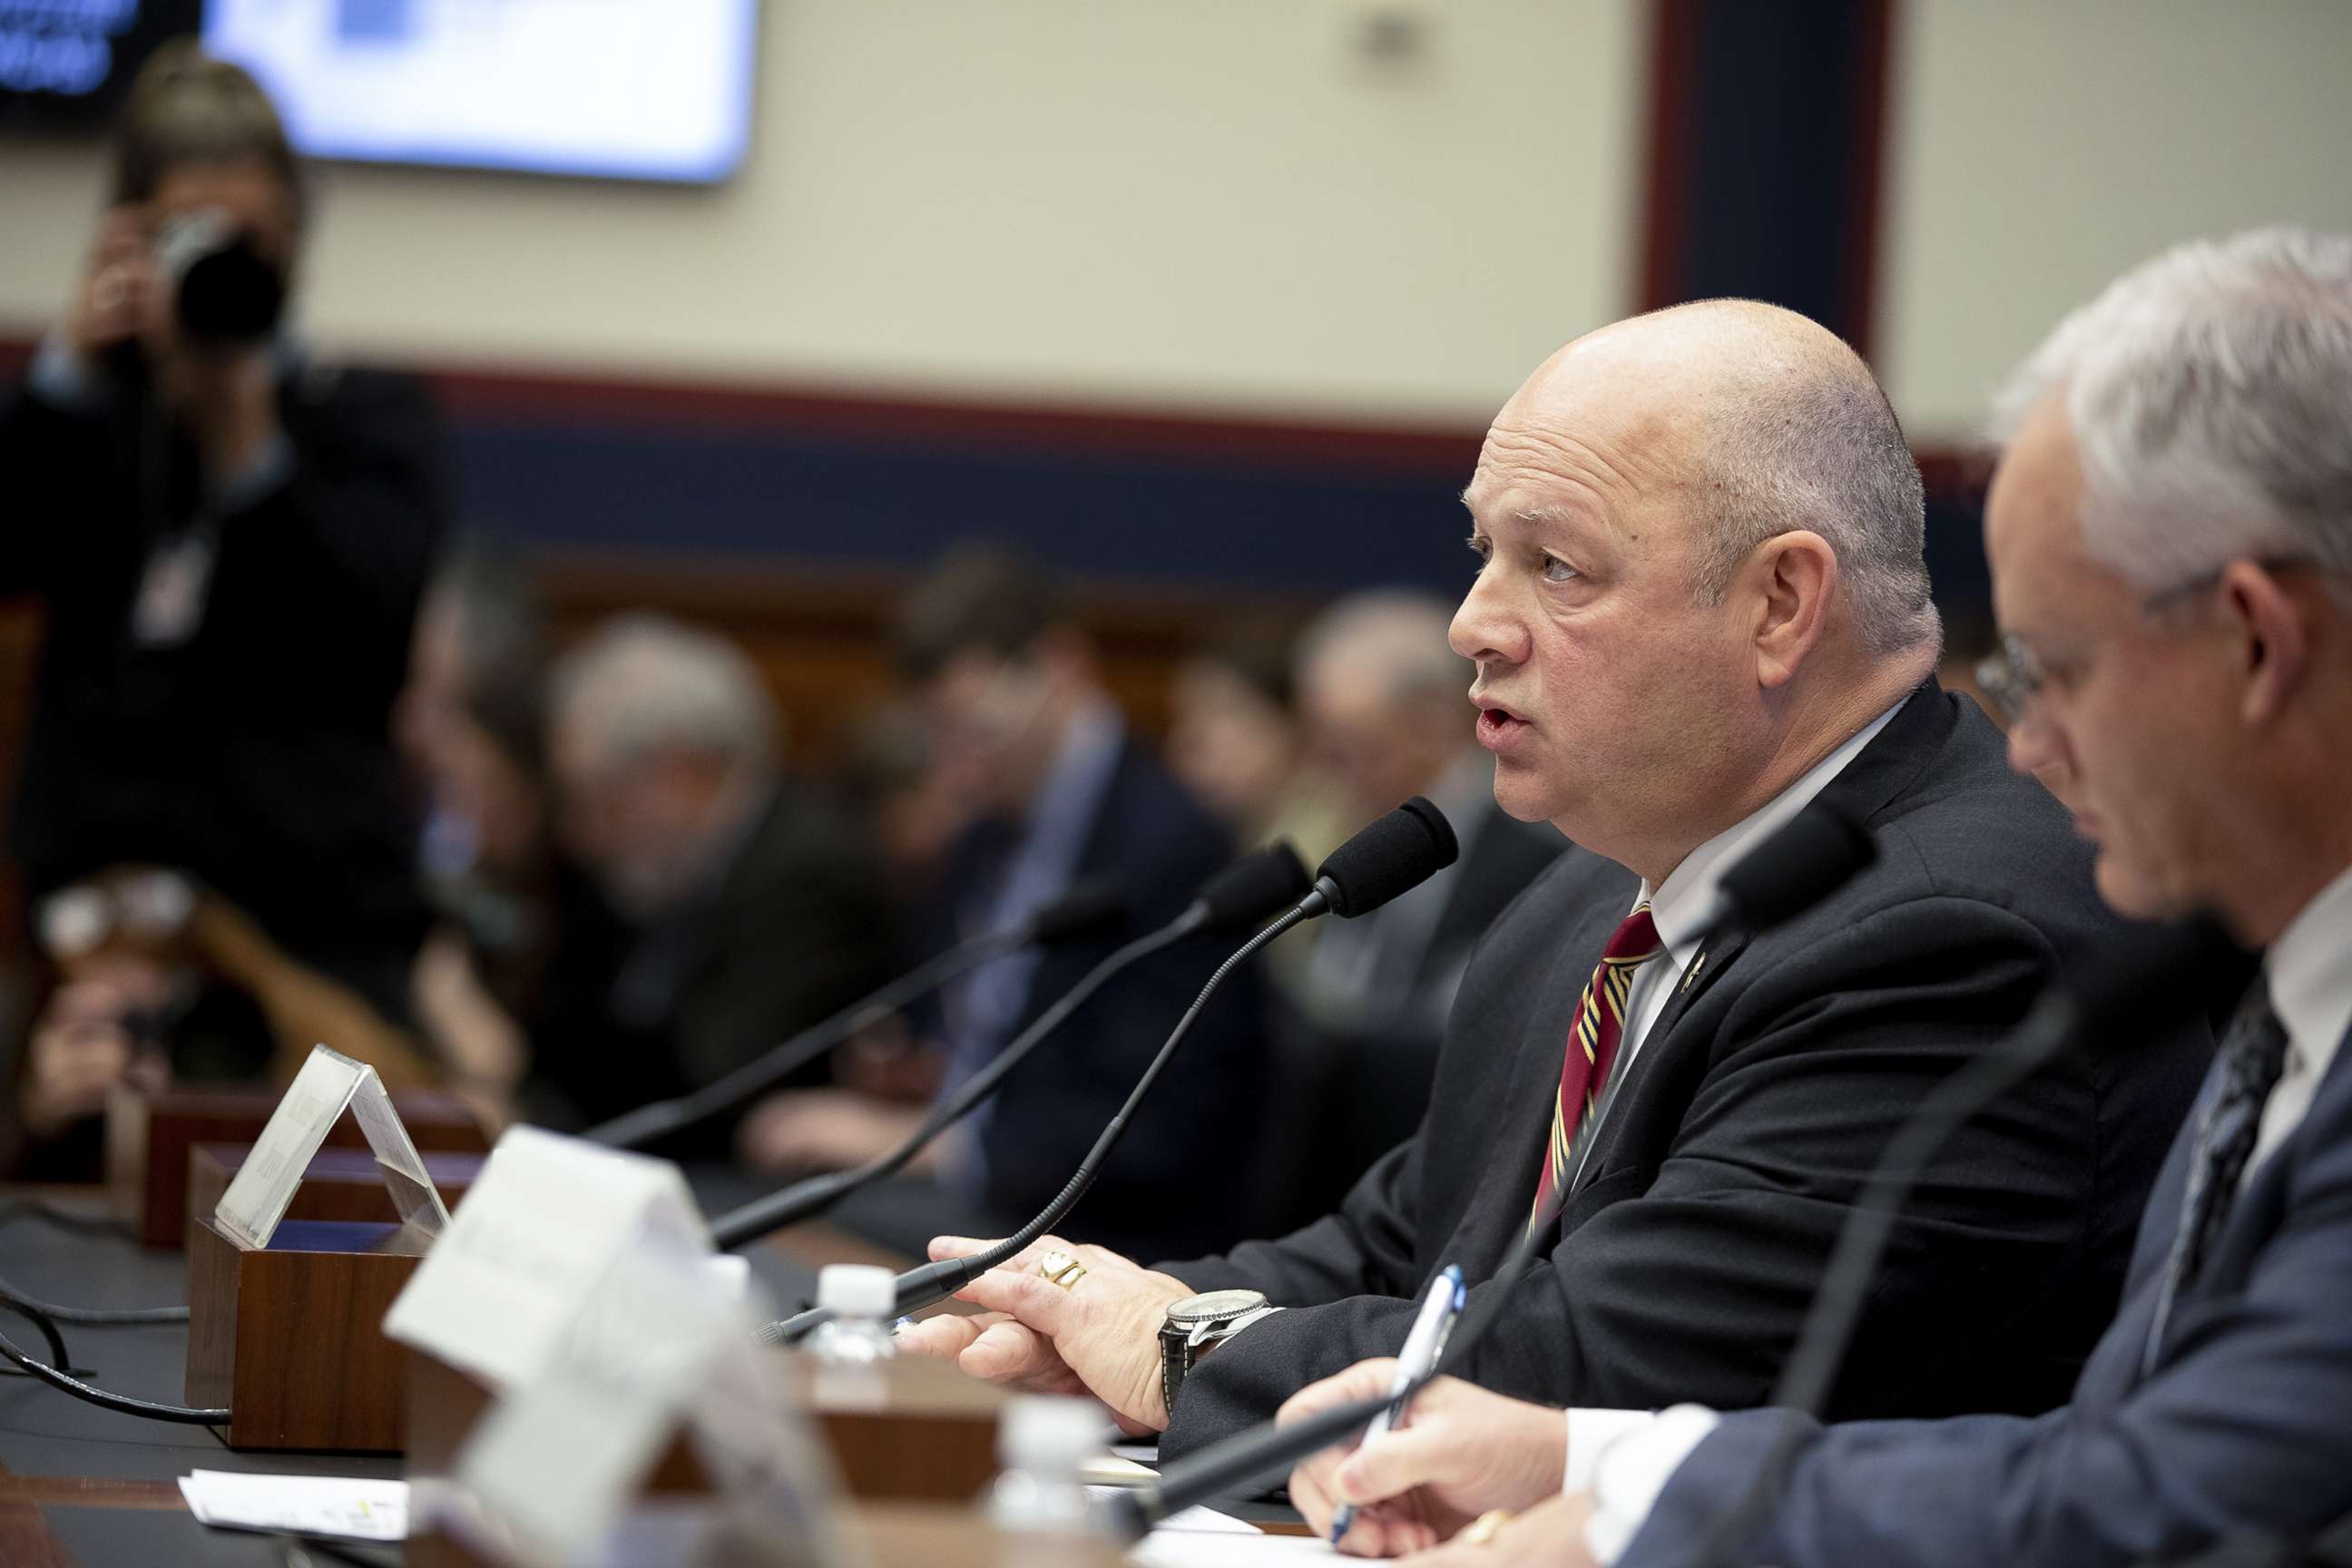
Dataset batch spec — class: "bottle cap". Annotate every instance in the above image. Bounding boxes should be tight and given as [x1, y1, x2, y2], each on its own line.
[816, 1264, 897, 1319]
[999, 1395, 1107, 1469]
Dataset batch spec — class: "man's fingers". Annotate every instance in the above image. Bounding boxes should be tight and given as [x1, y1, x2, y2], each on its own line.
[1278, 1358, 1401, 1426]
[1338, 1420, 1455, 1504]
[959, 1317, 1056, 1381]
[927, 1234, 1000, 1262]
[893, 1313, 990, 1359]
[956, 1266, 1073, 1335]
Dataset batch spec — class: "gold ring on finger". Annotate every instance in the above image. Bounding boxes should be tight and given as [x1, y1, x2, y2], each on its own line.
[1463, 1510, 1514, 1546]
[1039, 1250, 1083, 1288]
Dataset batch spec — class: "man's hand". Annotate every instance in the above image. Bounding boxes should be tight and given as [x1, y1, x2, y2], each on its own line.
[21, 977, 165, 1139]
[1281, 1361, 1567, 1558]
[1407, 1494, 1600, 1568]
[893, 1233, 1191, 1434]
[737, 1087, 932, 1172]
[63, 205, 164, 362]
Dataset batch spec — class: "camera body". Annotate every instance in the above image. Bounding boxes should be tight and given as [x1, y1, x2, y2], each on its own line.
[154, 208, 285, 344]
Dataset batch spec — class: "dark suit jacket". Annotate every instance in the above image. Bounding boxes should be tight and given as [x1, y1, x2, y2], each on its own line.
[1275, 798, 1565, 1224]
[0, 358, 446, 1015]
[1625, 1016, 2352, 1568]
[543, 784, 902, 1154]
[949, 738, 1267, 1261]
[1156, 684, 2215, 1456]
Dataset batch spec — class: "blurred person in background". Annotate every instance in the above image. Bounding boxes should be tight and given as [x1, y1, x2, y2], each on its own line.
[1166, 625, 1347, 865]
[0, 43, 448, 1165]
[740, 547, 1267, 1259]
[545, 615, 899, 1155]
[395, 552, 629, 1132]
[1274, 592, 1564, 1220]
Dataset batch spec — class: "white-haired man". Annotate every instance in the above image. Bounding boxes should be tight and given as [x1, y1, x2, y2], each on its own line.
[544, 615, 898, 1150]
[897, 300, 2217, 1465]
[1273, 228, 2352, 1568]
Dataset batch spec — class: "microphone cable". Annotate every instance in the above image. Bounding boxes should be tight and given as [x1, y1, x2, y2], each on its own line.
[0, 1323, 228, 1425]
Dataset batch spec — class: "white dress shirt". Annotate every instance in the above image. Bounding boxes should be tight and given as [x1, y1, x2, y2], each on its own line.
[1573, 859, 2352, 1566]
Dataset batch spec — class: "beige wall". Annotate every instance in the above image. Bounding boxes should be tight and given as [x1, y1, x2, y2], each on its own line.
[1879, 0, 2352, 441]
[0, 0, 1642, 425]
[10, 2, 2345, 438]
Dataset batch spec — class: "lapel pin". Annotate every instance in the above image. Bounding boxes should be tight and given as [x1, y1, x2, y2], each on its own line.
[1680, 946, 1709, 995]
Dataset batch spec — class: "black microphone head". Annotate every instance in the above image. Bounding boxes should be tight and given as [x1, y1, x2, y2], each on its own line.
[1024, 880, 1128, 946]
[2063, 915, 2244, 1036]
[1194, 842, 1312, 932]
[1313, 797, 1459, 918]
[1716, 800, 1877, 931]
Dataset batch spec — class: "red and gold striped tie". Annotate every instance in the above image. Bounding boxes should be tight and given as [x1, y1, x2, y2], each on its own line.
[1529, 903, 1662, 1230]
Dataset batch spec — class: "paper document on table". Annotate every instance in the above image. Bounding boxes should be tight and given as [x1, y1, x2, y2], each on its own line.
[178, 1470, 407, 1541]
[1127, 1515, 1337, 1566]
[1082, 1450, 1160, 1485]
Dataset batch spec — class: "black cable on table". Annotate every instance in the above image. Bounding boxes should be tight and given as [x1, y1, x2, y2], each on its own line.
[0, 1197, 125, 1237]
[0, 1269, 188, 1325]
[0, 1297, 73, 1369]
[0, 1322, 226, 1424]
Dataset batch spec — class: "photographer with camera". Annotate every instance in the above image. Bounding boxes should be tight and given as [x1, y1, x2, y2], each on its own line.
[0, 43, 450, 1172]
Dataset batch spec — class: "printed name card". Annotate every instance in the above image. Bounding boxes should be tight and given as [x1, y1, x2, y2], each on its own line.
[213, 1045, 452, 1249]
[382, 1124, 712, 1390]
[414, 1155, 843, 1568]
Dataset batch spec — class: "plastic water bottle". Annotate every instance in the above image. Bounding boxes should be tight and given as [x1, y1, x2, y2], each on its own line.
[985, 1396, 1104, 1534]
[803, 1265, 897, 1367]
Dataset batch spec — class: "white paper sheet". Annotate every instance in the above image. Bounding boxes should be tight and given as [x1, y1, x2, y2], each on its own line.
[178, 1470, 408, 1542]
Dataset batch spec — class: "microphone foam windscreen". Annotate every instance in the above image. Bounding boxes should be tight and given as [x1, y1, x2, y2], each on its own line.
[1025, 880, 1129, 946]
[1717, 801, 1877, 931]
[1196, 843, 1312, 932]
[1315, 797, 1460, 918]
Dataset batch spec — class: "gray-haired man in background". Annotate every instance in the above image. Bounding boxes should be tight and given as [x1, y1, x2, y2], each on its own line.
[543, 615, 899, 1151]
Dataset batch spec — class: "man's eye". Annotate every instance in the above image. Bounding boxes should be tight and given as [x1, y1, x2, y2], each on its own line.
[1540, 554, 1580, 583]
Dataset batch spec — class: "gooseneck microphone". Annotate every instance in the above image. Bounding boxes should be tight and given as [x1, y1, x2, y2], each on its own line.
[1674, 913, 2244, 1568]
[710, 845, 1311, 1250]
[582, 879, 1127, 1152]
[1109, 799, 1878, 1538]
[761, 799, 1462, 1343]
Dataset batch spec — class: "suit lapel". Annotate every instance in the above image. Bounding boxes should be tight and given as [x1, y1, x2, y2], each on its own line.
[2137, 1017, 2352, 1384]
[1561, 684, 1955, 1200]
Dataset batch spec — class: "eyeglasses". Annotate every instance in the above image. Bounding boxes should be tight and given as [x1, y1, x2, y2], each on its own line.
[1975, 554, 2318, 725]
[1974, 633, 2045, 727]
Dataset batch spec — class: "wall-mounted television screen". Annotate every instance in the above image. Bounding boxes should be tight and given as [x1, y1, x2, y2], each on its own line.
[201, 0, 757, 183]
[0, 1, 206, 129]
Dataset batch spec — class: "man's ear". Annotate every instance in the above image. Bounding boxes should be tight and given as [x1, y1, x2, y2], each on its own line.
[2220, 561, 2309, 726]
[1749, 531, 1839, 691]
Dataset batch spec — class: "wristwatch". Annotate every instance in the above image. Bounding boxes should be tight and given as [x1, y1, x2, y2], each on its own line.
[1159, 1289, 1277, 1417]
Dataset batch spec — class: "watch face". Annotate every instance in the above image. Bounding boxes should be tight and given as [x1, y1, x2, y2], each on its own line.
[1171, 1289, 1266, 1324]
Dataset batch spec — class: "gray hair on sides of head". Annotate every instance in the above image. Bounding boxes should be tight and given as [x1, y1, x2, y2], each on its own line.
[552, 614, 779, 776]
[1674, 305, 1942, 661]
[1990, 225, 2352, 608]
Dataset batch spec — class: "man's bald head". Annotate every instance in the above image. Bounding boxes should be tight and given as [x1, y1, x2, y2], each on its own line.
[1504, 299, 1939, 658]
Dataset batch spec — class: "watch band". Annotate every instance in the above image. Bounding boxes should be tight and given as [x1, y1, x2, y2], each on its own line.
[1159, 1293, 1274, 1418]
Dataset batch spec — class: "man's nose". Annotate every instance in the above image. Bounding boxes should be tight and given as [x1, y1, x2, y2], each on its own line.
[1451, 568, 1524, 667]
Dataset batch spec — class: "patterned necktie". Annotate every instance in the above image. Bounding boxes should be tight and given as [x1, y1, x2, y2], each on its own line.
[1529, 903, 1664, 1231]
[2142, 984, 2292, 1371]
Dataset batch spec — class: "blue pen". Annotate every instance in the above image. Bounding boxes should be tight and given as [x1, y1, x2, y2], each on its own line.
[1328, 1264, 1465, 1544]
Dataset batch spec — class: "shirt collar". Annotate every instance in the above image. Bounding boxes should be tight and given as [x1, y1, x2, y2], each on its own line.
[2267, 859, 2352, 1078]
[1642, 701, 1906, 964]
